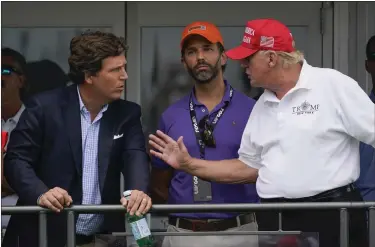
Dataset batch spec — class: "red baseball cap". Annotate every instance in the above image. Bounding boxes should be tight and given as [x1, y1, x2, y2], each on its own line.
[226, 18, 295, 60]
[180, 21, 224, 50]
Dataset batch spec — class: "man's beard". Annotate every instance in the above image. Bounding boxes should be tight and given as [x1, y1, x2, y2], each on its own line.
[187, 61, 220, 84]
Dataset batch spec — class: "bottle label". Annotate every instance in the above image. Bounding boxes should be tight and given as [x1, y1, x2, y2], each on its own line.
[130, 218, 151, 240]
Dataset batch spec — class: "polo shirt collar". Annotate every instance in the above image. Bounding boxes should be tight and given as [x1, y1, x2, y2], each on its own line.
[263, 59, 312, 103]
[191, 79, 232, 106]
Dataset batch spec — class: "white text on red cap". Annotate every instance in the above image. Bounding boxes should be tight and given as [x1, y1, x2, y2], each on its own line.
[245, 27, 255, 36]
[243, 36, 251, 44]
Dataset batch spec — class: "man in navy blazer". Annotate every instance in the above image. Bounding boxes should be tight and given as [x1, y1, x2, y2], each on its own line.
[3, 30, 152, 247]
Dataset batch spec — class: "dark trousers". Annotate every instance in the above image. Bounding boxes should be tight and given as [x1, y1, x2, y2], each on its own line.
[257, 184, 368, 247]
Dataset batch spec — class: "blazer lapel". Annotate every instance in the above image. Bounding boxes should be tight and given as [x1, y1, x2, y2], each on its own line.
[63, 85, 83, 176]
[98, 105, 117, 193]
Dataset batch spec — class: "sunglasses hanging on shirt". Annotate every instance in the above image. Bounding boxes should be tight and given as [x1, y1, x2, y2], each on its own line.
[198, 115, 216, 148]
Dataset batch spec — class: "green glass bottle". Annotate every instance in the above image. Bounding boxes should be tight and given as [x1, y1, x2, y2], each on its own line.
[123, 190, 155, 247]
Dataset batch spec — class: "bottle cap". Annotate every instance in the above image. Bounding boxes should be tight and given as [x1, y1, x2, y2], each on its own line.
[123, 190, 132, 198]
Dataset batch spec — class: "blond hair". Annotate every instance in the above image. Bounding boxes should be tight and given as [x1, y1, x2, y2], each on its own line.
[259, 41, 304, 69]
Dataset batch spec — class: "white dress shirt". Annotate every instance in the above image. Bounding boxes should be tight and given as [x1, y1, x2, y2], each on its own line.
[238, 60, 375, 199]
[1, 104, 25, 136]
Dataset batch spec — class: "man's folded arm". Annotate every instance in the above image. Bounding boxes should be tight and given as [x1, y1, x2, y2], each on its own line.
[4, 98, 49, 205]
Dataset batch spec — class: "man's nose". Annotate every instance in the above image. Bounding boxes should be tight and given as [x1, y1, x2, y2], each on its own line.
[196, 50, 205, 60]
[120, 70, 128, 80]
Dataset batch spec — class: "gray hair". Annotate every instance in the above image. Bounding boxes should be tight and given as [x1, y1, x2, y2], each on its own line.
[259, 40, 304, 68]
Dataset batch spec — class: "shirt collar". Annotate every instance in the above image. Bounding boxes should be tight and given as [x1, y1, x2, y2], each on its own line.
[2, 104, 25, 124]
[13, 104, 25, 123]
[263, 59, 312, 103]
[191, 79, 232, 106]
[77, 86, 108, 113]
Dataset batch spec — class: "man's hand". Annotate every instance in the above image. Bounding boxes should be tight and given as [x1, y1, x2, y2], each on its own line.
[38, 187, 73, 213]
[120, 190, 152, 216]
[149, 130, 192, 170]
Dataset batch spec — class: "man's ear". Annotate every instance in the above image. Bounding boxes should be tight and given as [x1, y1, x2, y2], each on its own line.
[221, 52, 228, 67]
[269, 51, 278, 68]
[84, 72, 93, 85]
[365, 60, 370, 74]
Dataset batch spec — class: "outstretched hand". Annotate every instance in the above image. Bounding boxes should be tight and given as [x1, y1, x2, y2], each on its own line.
[149, 130, 192, 170]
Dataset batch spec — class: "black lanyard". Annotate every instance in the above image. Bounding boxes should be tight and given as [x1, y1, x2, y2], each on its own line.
[189, 86, 233, 158]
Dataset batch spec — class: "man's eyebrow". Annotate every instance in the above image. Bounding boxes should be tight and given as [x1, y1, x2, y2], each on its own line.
[186, 44, 214, 50]
[109, 62, 126, 70]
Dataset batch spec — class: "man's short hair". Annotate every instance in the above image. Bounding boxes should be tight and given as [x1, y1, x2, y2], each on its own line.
[68, 30, 128, 84]
[366, 35, 375, 61]
[1, 47, 27, 74]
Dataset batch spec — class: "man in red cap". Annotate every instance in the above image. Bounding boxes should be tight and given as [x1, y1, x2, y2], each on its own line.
[149, 21, 259, 247]
[149, 18, 372, 247]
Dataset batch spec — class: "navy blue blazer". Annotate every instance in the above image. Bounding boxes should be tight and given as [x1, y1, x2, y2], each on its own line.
[3, 85, 150, 247]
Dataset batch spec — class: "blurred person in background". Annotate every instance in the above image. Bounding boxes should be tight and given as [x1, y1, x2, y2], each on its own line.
[149, 21, 259, 247]
[1, 48, 27, 144]
[25, 59, 70, 98]
[3, 30, 152, 247]
[1, 47, 28, 229]
[355, 35, 375, 202]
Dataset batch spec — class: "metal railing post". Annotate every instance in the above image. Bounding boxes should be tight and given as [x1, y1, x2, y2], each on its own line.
[38, 211, 47, 247]
[278, 212, 283, 230]
[146, 213, 151, 228]
[340, 208, 349, 247]
[369, 207, 375, 247]
[66, 211, 76, 247]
